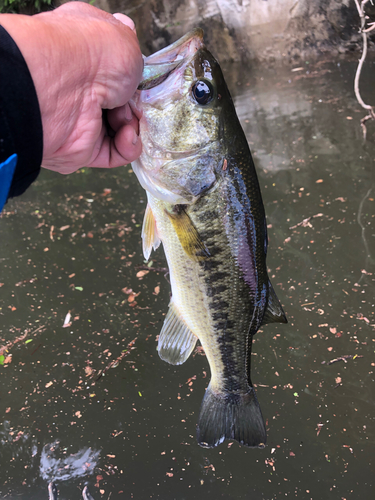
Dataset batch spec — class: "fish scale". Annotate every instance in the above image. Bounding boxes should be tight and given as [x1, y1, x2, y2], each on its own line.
[191, 179, 255, 392]
[132, 28, 287, 448]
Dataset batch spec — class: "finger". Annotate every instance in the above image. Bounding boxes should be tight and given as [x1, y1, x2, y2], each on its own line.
[107, 104, 139, 134]
[41, 163, 80, 175]
[88, 124, 142, 169]
[129, 99, 143, 121]
[114, 124, 142, 163]
[113, 13, 136, 32]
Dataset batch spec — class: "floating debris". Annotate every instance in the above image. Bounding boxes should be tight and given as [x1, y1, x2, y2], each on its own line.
[321, 354, 364, 365]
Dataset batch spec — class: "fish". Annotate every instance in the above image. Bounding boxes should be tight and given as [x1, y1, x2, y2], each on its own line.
[131, 29, 287, 448]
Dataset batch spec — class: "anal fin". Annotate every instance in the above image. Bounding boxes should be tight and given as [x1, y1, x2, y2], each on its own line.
[158, 301, 198, 365]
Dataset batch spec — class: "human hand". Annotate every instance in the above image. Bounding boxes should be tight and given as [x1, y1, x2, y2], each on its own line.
[0, 2, 143, 174]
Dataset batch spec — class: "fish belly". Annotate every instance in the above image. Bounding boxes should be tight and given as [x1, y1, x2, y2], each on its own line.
[148, 194, 213, 341]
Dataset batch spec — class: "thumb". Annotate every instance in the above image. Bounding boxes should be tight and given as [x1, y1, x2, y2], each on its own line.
[113, 13, 136, 33]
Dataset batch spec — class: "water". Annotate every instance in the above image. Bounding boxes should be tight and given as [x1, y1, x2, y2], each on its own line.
[0, 56, 374, 499]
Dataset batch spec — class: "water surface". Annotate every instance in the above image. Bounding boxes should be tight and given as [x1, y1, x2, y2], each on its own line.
[0, 57, 374, 499]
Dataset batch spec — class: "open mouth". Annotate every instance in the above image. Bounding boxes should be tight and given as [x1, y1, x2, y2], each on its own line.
[138, 29, 204, 90]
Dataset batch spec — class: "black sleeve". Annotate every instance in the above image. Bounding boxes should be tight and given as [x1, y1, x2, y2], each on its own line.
[0, 25, 43, 199]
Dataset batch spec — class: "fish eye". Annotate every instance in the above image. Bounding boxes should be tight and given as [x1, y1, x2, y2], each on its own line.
[192, 80, 214, 105]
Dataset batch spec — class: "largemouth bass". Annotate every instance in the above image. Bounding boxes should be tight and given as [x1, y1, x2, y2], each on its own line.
[131, 29, 287, 448]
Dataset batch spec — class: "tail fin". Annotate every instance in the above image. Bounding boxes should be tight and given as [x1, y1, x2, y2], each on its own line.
[196, 383, 266, 448]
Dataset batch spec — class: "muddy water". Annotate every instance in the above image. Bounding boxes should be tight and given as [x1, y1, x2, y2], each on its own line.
[0, 57, 374, 499]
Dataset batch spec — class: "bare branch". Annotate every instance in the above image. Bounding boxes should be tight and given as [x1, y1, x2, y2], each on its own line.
[354, 0, 375, 139]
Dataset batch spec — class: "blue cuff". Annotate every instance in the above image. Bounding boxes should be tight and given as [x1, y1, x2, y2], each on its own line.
[0, 154, 18, 212]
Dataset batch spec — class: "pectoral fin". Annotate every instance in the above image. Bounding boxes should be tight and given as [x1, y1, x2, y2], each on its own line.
[166, 207, 210, 261]
[261, 281, 288, 326]
[142, 204, 161, 261]
[158, 301, 198, 365]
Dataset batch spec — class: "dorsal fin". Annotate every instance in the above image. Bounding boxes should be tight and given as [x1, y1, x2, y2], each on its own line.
[261, 281, 288, 326]
[158, 301, 198, 365]
[141, 203, 161, 261]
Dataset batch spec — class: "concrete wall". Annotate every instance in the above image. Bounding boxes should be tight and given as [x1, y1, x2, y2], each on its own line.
[85, 0, 364, 61]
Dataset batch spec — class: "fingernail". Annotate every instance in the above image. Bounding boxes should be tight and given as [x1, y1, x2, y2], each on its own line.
[113, 13, 136, 32]
[129, 99, 143, 120]
[132, 128, 139, 145]
[124, 103, 133, 122]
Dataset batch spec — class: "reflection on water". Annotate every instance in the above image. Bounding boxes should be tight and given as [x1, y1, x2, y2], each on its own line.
[39, 441, 100, 482]
[0, 57, 374, 499]
[0, 422, 99, 493]
[357, 187, 375, 273]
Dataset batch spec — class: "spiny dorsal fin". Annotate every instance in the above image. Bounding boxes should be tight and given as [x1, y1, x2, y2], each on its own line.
[142, 203, 161, 261]
[165, 206, 210, 261]
[158, 301, 198, 365]
[261, 281, 288, 326]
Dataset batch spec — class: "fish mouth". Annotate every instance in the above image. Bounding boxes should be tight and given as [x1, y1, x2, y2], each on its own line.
[138, 28, 204, 90]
